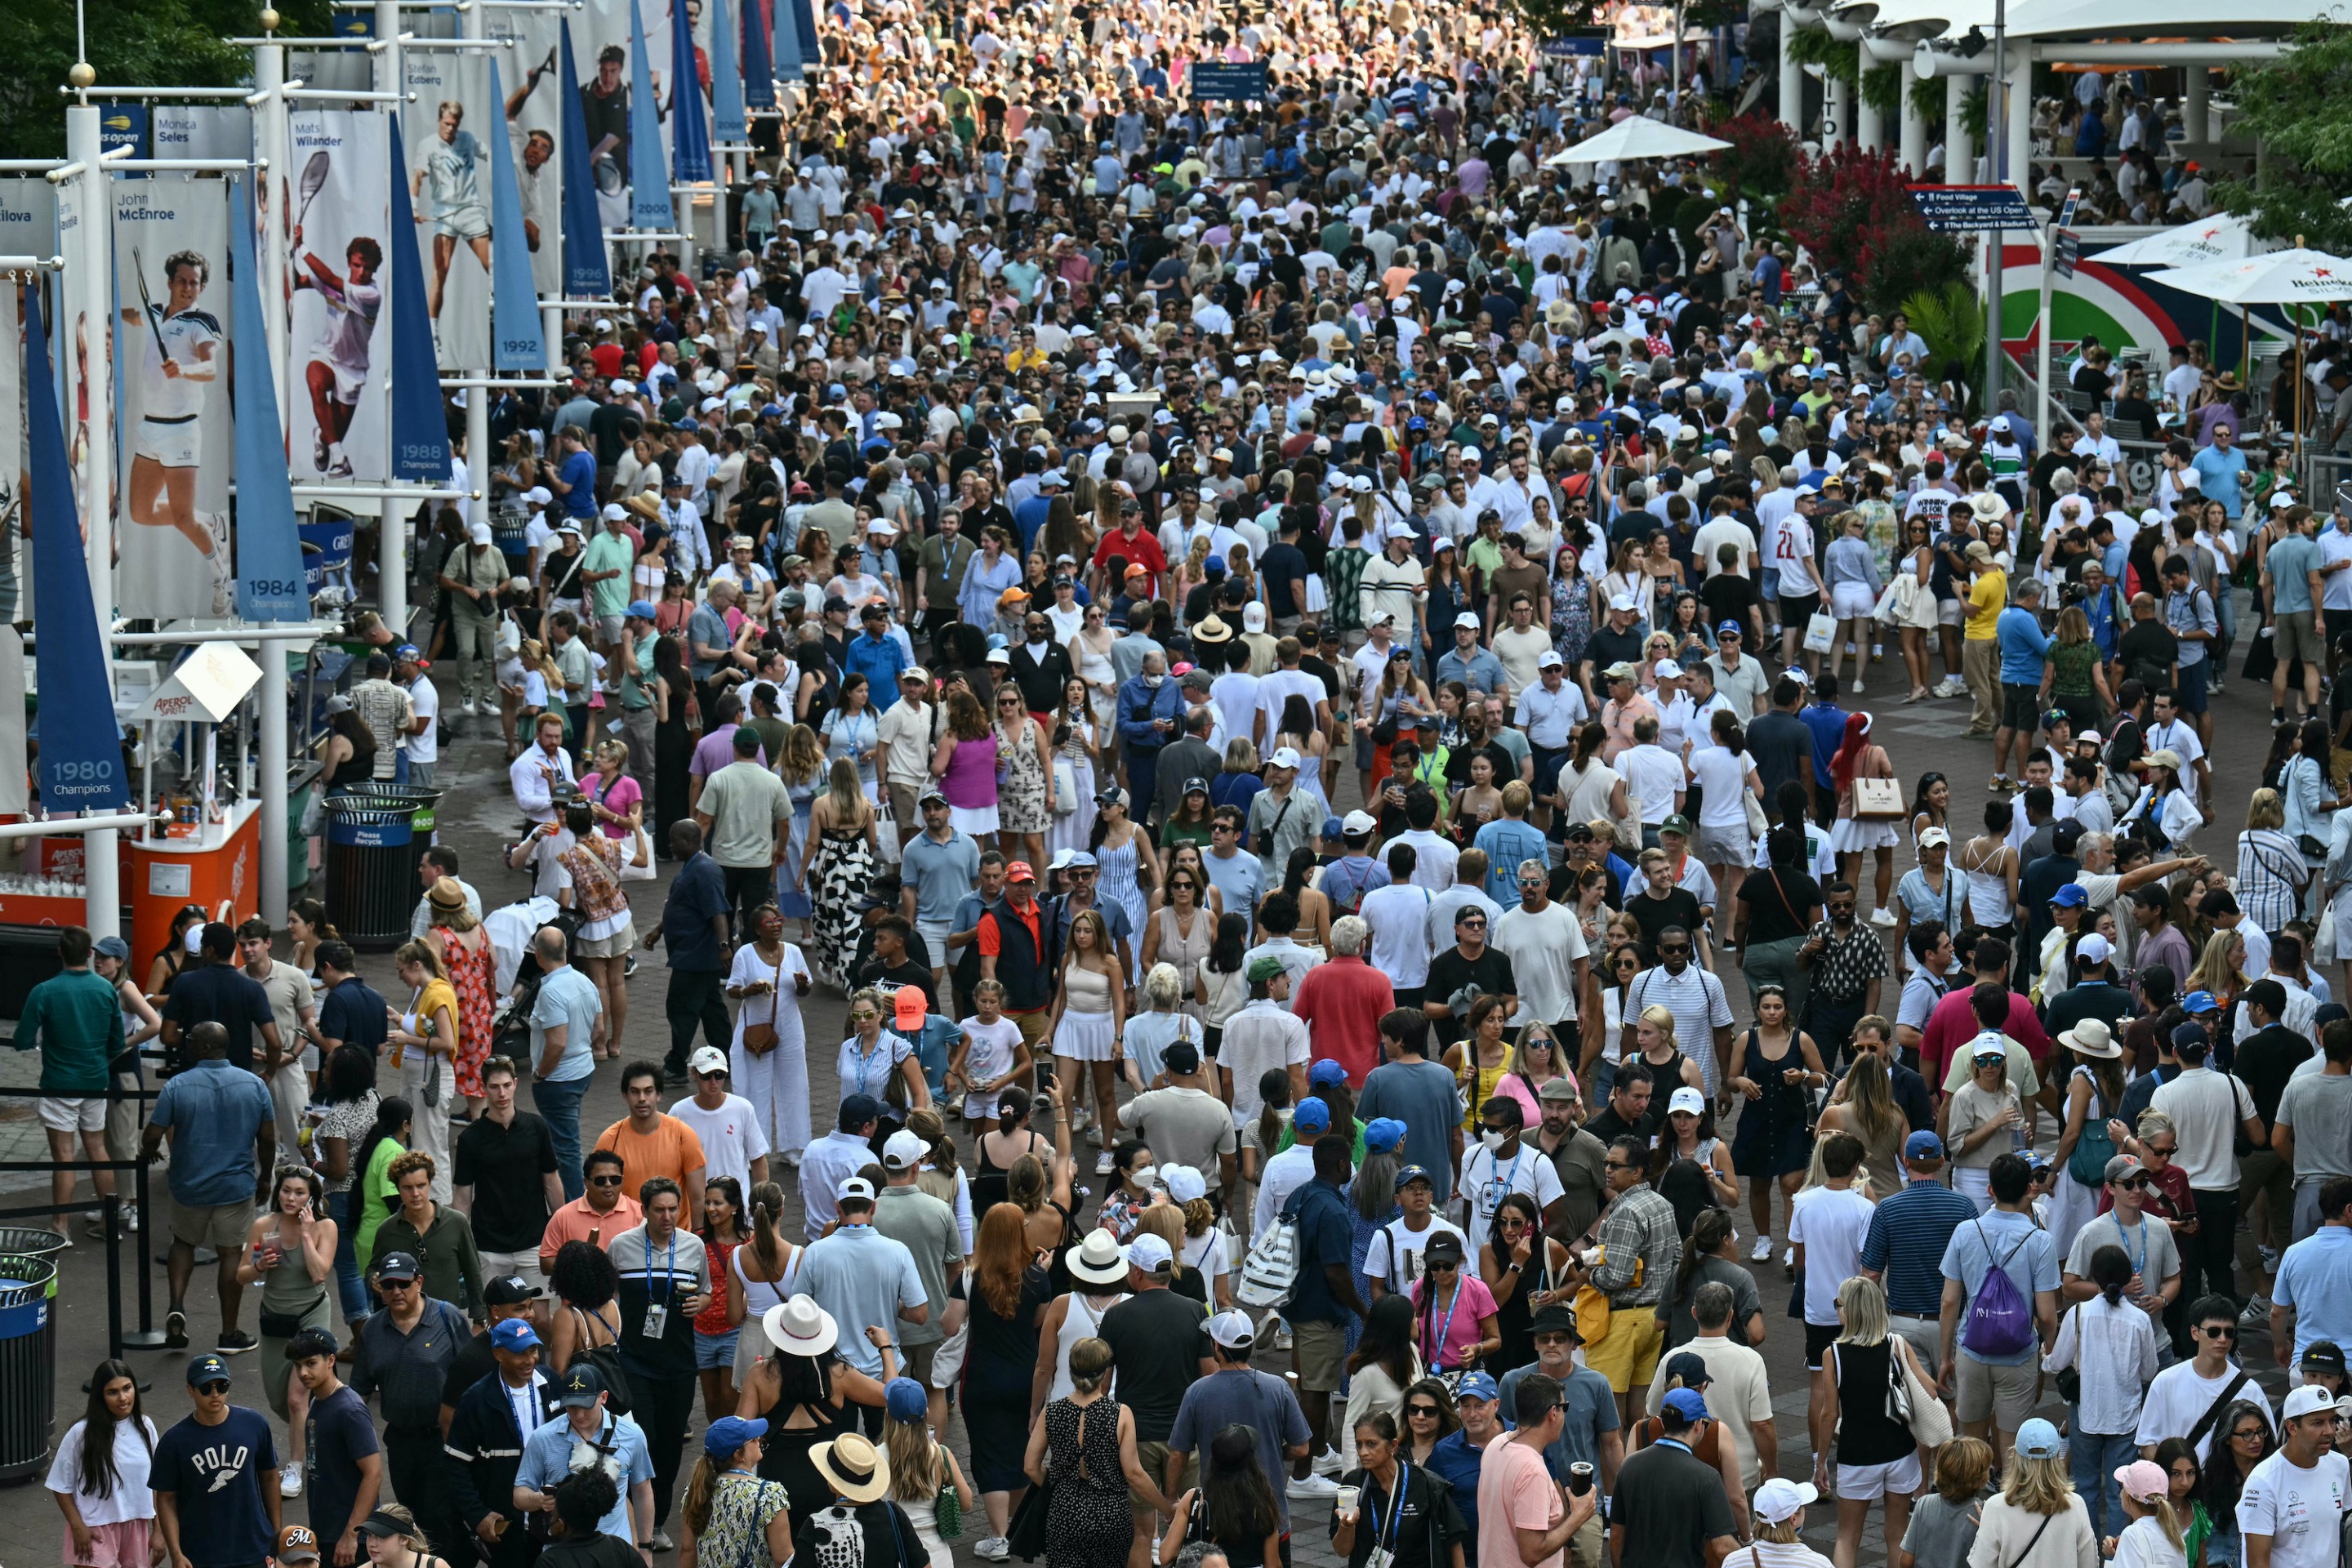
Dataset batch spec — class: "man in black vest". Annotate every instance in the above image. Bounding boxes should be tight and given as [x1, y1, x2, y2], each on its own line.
[978, 860, 1064, 1070]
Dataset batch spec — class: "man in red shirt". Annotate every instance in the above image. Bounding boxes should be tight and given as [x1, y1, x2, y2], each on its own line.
[978, 862, 1060, 1058]
[1918, 933, 2051, 1090]
[1089, 501, 1167, 596]
[1292, 915, 1397, 1085]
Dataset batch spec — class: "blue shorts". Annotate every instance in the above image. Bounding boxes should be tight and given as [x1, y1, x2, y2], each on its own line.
[2176, 659, 2210, 713]
[695, 1328, 740, 1370]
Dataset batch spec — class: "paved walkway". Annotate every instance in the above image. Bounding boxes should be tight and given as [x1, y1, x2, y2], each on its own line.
[1, 644, 2301, 1567]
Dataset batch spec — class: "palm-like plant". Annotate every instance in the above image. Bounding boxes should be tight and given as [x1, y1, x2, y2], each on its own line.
[1901, 281, 1986, 381]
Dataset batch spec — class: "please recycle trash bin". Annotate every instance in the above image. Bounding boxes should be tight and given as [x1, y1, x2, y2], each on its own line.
[0, 1250, 58, 1482]
[323, 791, 439, 951]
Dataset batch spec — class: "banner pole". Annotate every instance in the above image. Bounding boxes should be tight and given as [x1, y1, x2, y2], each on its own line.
[376, 0, 408, 636]
[256, 27, 291, 434]
[64, 96, 123, 940]
[461, 0, 492, 534]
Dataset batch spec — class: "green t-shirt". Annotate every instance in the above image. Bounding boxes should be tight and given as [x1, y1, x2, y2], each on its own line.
[583, 532, 635, 618]
[354, 1136, 404, 1269]
[15, 968, 126, 1094]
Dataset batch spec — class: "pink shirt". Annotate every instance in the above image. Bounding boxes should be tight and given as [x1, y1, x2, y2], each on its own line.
[1477, 1437, 1564, 1568]
[1410, 1274, 1499, 1371]
[578, 771, 643, 840]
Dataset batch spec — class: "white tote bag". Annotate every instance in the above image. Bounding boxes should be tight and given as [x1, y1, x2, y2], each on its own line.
[1802, 611, 1837, 654]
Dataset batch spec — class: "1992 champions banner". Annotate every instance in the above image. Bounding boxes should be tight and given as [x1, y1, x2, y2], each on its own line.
[114, 177, 234, 621]
[286, 110, 391, 484]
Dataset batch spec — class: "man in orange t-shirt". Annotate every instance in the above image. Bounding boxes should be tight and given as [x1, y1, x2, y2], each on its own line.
[593, 1060, 708, 1213]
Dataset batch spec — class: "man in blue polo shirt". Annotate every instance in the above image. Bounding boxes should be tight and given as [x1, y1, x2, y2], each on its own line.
[1284, 1132, 1361, 1498]
[514, 1364, 656, 1548]
[144, 1022, 276, 1351]
[1860, 1130, 1978, 1371]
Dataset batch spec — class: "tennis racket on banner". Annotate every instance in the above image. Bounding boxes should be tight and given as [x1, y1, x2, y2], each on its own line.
[128, 246, 168, 363]
[294, 149, 332, 233]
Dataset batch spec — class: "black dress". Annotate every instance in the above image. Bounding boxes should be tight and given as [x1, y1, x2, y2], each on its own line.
[963, 1266, 1052, 1494]
[755, 1380, 850, 1525]
[653, 682, 693, 853]
[1044, 1395, 1132, 1568]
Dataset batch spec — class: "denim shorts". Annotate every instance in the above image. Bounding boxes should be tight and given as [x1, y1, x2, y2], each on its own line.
[695, 1328, 740, 1370]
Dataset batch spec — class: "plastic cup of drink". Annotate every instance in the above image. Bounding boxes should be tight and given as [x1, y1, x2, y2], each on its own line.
[1335, 1485, 1361, 1520]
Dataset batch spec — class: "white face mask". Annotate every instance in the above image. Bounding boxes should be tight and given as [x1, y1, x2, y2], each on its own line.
[1130, 1165, 1156, 1189]
[1481, 1129, 1508, 1153]
[1143, 673, 1164, 688]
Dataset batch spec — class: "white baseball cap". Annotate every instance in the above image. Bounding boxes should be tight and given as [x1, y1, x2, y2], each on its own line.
[1269, 746, 1303, 770]
[881, 1129, 929, 1169]
[1667, 1086, 1707, 1117]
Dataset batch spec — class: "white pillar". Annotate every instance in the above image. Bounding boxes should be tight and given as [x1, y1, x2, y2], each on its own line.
[2005, 43, 2032, 188]
[259, 639, 287, 926]
[466, 390, 490, 532]
[1826, 75, 1852, 149]
[65, 97, 120, 942]
[256, 39, 290, 433]
[1855, 46, 1883, 153]
[1780, 19, 1802, 137]
[1947, 72, 1974, 183]
[2184, 66, 2208, 144]
[376, 0, 408, 639]
[1900, 70, 1927, 174]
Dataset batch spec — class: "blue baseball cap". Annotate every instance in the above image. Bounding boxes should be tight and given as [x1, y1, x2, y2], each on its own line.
[491, 1317, 543, 1352]
[1396, 1164, 1433, 1188]
[1308, 1059, 1349, 1089]
[1661, 1387, 1711, 1422]
[703, 1415, 768, 1457]
[884, 1377, 929, 1423]
[2183, 990, 2221, 1014]
[1454, 1370, 1499, 1401]
[1365, 1117, 1407, 1154]
[1904, 1130, 1945, 1160]
[626, 599, 660, 621]
[185, 1353, 231, 1388]
[1294, 1098, 1333, 1133]
[2015, 1418, 2064, 1459]
[2050, 884, 2088, 908]
[1716, 620, 1744, 636]
[1321, 815, 1347, 840]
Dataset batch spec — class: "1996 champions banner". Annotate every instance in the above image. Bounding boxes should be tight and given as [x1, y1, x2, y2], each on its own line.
[114, 177, 234, 621]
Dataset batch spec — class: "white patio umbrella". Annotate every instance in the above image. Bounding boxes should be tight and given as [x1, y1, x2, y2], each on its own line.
[2094, 213, 2269, 270]
[2144, 246, 2352, 303]
[1543, 117, 1731, 167]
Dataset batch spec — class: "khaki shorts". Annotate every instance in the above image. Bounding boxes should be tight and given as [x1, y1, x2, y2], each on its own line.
[902, 1340, 938, 1388]
[1293, 1318, 1348, 1393]
[171, 1195, 253, 1251]
[38, 1096, 107, 1134]
[1889, 1313, 1942, 1375]
[1566, 1508, 1606, 1568]
[476, 1250, 547, 1298]
[1583, 1304, 1664, 1394]
[1954, 1355, 2040, 1431]
[1133, 1441, 1196, 1515]
[573, 919, 638, 960]
[2276, 608, 2324, 666]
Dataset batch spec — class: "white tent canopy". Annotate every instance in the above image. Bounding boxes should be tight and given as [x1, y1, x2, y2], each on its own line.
[1544, 118, 1731, 167]
[2144, 247, 2352, 304]
[2095, 214, 2270, 269]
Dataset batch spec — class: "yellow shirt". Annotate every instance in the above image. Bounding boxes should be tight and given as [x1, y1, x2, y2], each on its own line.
[1965, 568, 2007, 641]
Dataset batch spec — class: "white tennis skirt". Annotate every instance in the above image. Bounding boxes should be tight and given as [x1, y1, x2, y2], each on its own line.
[950, 804, 1001, 837]
[1055, 1007, 1118, 1062]
[1829, 817, 1900, 853]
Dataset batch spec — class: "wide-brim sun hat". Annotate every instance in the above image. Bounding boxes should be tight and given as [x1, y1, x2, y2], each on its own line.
[811, 1432, 893, 1504]
[1067, 1228, 1129, 1285]
[764, 1294, 839, 1357]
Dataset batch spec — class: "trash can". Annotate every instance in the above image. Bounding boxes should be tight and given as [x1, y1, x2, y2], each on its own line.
[351, 782, 442, 843]
[321, 795, 431, 951]
[0, 1253, 58, 1481]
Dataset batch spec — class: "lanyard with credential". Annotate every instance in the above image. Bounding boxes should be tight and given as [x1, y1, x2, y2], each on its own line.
[1375, 1463, 1414, 1553]
[646, 1232, 676, 1302]
[1422, 1278, 1465, 1367]
[2111, 1214, 2146, 1281]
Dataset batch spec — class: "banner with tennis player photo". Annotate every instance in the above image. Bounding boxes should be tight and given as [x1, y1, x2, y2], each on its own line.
[482, 6, 566, 299]
[401, 51, 496, 372]
[285, 109, 390, 484]
[114, 177, 235, 621]
[573, 0, 706, 229]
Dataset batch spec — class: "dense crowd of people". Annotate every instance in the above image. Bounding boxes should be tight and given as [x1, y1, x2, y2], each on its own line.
[21, 5, 2352, 1568]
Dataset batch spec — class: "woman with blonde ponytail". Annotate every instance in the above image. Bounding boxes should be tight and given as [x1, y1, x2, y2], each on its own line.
[724, 1181, 800, 1386]
[883, 1376, 972, 1568]
[902, 1106, 973, 1252]
[2109, 1461, 2189, 1568]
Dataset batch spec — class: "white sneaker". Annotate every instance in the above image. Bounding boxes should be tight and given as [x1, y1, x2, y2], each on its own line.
[1286, 1474, 1341, 1501]
[1095, 1151, 1115, 1175]
[1272, 1324, 1294, 1352]
[1783, 1245, 1797, 1276]
[2240, 1295, 2274, 1325]
[279, 1461, 304, 1498]
[1312, 1449, 1343, 1477]
[1870, 907, 1897, 928]
[651, 1530, 673, 1552]
[1751, 1235, 1773, 1263]
[972, 1540, 1011, 1563]
[1851, 680, 1865, 696]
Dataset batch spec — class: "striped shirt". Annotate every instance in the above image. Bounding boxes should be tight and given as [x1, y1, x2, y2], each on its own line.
[1858, 1178, 1980, 1316]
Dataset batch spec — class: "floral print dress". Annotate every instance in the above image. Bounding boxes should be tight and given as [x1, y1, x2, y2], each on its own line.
[443, 924, 497, 1099]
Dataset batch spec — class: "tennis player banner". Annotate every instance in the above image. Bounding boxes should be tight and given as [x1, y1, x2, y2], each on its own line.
[229, 176, 307, 623]
[286, 109, 390, 484]
[402, 51, 497, 372]
[386, 123, 452, 485]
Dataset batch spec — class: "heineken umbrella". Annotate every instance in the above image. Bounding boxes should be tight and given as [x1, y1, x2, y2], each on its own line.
[2096, 213, 2269, 270]
[2144, 247, 2352, 304]
[1543, 117, 1729, 167]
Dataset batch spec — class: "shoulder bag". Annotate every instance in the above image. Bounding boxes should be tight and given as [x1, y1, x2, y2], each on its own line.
[741, 947, 786, 1055]
[2001, 1513, 2059, 1568]
[1853, 769, 1904, 822]
[2185, 1369, 2252, 1451]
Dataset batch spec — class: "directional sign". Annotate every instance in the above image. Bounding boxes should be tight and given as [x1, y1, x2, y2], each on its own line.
[1541, 33, 1608, 55]
[2054, 229, 2081, 279]
[2057, 186, 2082, 230]
[1906, 184, 2037, 233]
[1189, 62, 1270, 101]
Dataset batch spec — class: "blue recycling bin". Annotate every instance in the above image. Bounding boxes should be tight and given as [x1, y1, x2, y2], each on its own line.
[0, 1251, 58, 1481]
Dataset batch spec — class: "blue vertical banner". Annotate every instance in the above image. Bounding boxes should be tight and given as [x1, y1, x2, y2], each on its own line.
[386, 124, 452, 483]
[626, 0, 672, 231]
[772, 0, 803, 82]
[486, 60, 548, 371]
[742, 0, 773, 109]
[229, 179, 308, 622]
[558, 21, 612, 296]
[669, 0, 713, 182]
[789, 0, 819, 68]
[710, 0, 746, 145]
[20, 286, 130, 813]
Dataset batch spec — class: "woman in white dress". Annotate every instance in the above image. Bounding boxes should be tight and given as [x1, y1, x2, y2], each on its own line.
[1070, 603, 1120, 734]
[1049, 675, 1100, 860]
[1049, 911, 1129, 1161]
[727, 903, 813, 1167]
[1090, 788, 1159, 983]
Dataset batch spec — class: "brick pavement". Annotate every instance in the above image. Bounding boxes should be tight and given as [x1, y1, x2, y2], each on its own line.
[4, 643, 2301, 1566]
